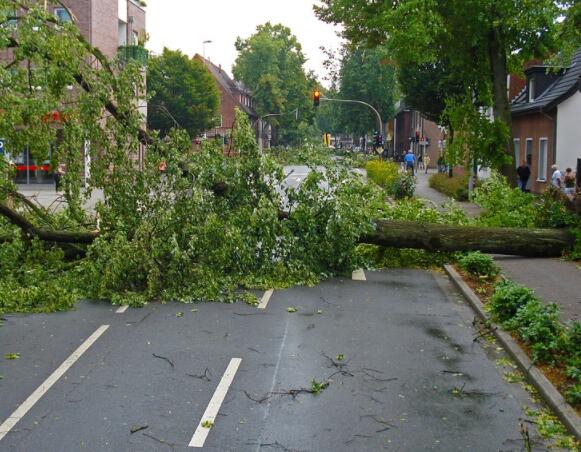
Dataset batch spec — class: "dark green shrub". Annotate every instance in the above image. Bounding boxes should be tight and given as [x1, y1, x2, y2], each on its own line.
[489, 279, 537, 324]
[393, 171, 415, 199]
[505, 300, 563, 364]
[429, 173, 470, 201]
[565, 383, 581, 405]
[458, 252, 499, 278]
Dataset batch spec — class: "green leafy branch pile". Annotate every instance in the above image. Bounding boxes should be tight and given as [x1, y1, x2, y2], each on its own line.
[489, 279, 581, 406]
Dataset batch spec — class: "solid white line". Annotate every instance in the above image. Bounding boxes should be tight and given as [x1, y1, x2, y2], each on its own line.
[115, 305, 129, 314]
[352, 269, 367, 281]
[258, 289, 274, 310]
[189, 358, 242, 448]
[0, 325, 110, 441]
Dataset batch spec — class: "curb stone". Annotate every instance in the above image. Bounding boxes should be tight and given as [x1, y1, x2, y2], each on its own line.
[444, 264, 581, 440]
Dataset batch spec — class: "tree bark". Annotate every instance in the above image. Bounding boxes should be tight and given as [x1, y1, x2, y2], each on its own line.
[0, 203, 99, 244]
[489, 28, 517, 186]
[1, 202, 574, 257]
[360, 220, 574, 257]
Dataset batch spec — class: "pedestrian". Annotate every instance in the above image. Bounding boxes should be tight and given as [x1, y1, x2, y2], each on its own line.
[424, 155, 431, 174]
[54, 163, 66, 192]
[551, 164, 562, 189]
[564, 168, 576, 196]
[418, 153, 424, 171]
[516, 161, 531, 192]
[404, 149, 416, 176]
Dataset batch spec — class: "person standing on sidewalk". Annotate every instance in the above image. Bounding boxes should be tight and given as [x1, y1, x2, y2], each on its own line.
[54, 163, 66, 192]
[404, 150, 416, 176]
[424, 155, 431, 174]
[516, 161, 531, 192]
[551, 164, 562, 189]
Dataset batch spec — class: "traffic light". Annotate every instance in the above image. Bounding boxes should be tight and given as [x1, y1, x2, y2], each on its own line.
[313, 90, 321, 107]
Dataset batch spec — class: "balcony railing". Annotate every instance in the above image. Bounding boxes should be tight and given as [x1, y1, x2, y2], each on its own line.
[118, 45, 149, 67]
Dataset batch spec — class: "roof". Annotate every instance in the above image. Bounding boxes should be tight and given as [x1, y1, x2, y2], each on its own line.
[512, 47, 581, 116]
[195, 55, 257, 118]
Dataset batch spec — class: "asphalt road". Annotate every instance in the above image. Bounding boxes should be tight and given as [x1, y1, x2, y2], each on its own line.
[0, 270, 552, 451]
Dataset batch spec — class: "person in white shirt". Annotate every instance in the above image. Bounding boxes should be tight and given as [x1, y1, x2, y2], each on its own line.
[551, 164, 562, 188]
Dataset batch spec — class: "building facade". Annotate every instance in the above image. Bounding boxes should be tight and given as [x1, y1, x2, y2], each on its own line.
[5, 0, 147, 184]
[194, 55, 259, 143]
[392, 102, 444, 167]
[511, 48, 581, 193]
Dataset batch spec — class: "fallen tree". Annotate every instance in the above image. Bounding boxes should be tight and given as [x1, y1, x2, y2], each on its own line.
[361, 220, 575, 258]
[0, 200, 574, 257]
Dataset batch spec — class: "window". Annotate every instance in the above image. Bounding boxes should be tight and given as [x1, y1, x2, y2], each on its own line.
[118, 20, 127, 46]
[525, 138, 533, 165]
[528, 78, 535, 102]
[132, 31, 139, 45]
[54, 7, 72, 23]
[538, 138, 548, 181]
[513, 138, 520, 168]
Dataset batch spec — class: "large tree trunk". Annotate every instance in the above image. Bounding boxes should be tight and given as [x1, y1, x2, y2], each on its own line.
[1, 202, 574, 257]
[489, 28, 517, 186]
[360, 220, 574, 258]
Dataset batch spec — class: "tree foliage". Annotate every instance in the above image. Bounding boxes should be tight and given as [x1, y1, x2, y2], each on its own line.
[233, 23, 317, 145]
[315, 0, 571, 181]
[0, 2, 378, 311]
[336, 46, 397, 137]
[147, 48, 220, 138]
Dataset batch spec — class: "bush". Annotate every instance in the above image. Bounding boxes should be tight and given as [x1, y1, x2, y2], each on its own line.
[458, 252, 500, 278]
[429, 173, 470, 201]
[473, 173, 537, 228]
[505, 299, 563, 363]
[393, 171, 415, 199]
[365, 160, 415, 198]
[365, 160, 400, 190]
[489, 279, 538, 324]
[534, 187, 577, 229]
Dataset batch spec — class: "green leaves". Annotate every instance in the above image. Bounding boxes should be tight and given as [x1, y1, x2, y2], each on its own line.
[4, 353, 20, 360]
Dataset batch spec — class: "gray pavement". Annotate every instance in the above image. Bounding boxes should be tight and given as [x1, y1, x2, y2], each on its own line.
[0, 270, 555, 451]
[414, 170, 482, 218]
[16, 184, 104, 212]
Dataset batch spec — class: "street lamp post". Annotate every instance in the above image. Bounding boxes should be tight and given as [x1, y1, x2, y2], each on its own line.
[257, 109, 299, 151]
[202, 40, 212, 59]
[319, 96, 384, 153]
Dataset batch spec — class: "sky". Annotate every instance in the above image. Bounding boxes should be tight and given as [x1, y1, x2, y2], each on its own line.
[145, 0, 343, 83]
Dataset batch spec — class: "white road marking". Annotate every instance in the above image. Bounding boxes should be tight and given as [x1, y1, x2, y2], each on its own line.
[352, 269, 367, 281]
[0, 325, 110, 442]
[189, 358, 242, 448]
[258, 289, 274, 310]
[115, 305, 129, 314]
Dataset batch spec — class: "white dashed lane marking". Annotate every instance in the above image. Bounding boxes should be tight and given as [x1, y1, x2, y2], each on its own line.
[0, 325, 110, 442]
[258, 289, 274, 310]
[189, 358, 242, 448]
[115, 305, 129, 314]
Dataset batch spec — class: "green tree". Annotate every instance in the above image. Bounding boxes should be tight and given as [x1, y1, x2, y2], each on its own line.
[233, 23, 315, 146]
[147, 48, 220, 138]
[316, 0, 569, 182]
[336, 46, 397, 138]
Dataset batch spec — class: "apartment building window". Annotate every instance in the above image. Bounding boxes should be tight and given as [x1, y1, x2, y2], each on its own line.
[118, 20, 127, 46]
[525, 138, 533, 165]
[538, 138, 548, 181]
[513, 138, 520, 168]
[54, 7, 72, 23]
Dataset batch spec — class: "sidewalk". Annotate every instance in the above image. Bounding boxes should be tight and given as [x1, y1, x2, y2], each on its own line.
[414, 169, 481, 217]
[415, 170, 581, 324]
[17, 184, 103, 211]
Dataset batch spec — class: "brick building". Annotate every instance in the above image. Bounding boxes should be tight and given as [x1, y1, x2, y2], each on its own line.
[511, 48, 581, 193]
[194, 55, 258, 142]
[4, 0, 147, 184]
[392, 102, 444, 167]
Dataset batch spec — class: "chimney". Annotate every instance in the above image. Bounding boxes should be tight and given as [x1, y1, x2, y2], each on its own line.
[219, 64, 222, 73]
